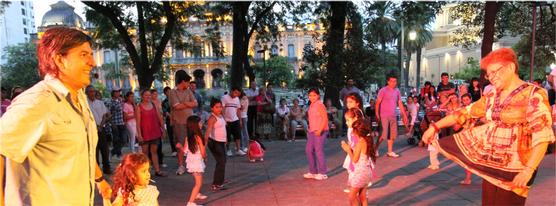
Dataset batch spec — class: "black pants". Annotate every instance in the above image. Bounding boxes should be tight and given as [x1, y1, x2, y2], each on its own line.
[166, 120, 176, 153]
[482, 180, 526, 206]
[149, 138, 164, 164]
[96, 128, 110, 172]
[208, 139, 227, 186]
[247, 105, 257, 137]
[111, 125, 127, 157]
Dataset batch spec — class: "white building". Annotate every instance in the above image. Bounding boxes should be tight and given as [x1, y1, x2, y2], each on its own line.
[0, 1, 36, 64]
[408, 4, 519, 87]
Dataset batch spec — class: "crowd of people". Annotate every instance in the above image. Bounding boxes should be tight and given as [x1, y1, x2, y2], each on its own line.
[1, 27, 555, 206]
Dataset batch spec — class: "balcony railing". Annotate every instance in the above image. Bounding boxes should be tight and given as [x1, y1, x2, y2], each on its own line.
[171, 56, 231, 64]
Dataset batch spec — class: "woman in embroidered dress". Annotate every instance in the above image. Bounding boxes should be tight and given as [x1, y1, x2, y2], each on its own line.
[422, 48, 555, 205]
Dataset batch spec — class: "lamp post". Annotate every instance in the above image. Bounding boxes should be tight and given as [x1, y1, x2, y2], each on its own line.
[257, 46, 267, 83]
[400, 19, 416, 93]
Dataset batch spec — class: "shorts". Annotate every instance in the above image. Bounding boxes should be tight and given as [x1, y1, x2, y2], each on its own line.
[140, 138, 159, 146]
[226, 120, 242, 142]
[173, 123, 187, 146]
[380, 116, 397, 140]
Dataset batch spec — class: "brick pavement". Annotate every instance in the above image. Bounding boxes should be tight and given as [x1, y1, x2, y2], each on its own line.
[96, 135, 555, 206]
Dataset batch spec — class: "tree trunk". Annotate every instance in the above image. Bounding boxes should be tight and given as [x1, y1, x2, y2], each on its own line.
[416, 47, 422, 89]
[397, 33, 403, 80]
[230, 2, 251, 89]
[325, 1, 348, 108]
[480, 2, 503, 88]
[404, 49, 411, 91]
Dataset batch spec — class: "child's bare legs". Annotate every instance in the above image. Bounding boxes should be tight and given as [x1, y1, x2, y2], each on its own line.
[359, 187, 368, 206]
[188, 173, 203, 203]
[461, 170, 472, 184]
[150, 144, 161, 173]
[348, 187, 361, 206]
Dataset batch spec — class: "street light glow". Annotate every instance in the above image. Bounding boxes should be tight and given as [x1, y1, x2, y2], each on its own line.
[409, 30, 417, 41]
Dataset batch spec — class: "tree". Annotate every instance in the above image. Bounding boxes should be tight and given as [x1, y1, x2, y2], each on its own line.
[0, 1, 10, 15]
[253, 56, 294, 87]
[1, 43, 40, 90]
[453, 58, 481, 81]
[365, 1, 398, 66]
[83, 2, 203, 90]
[324, 1, 348, 108]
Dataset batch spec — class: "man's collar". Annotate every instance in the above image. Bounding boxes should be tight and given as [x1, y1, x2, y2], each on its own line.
[44, 74, 70, 97]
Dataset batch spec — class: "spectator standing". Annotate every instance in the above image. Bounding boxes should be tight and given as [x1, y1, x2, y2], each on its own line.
[108, 87, 126, 160]
[191, 81, 204, 114]
[340, 79, 361, 107]
[162, 87, 176, 156]
[375, 75, 408, 158]
[169, 70, 198, 175]
[87, 86, 112, 174]
[221, 87, 245, 156]
[123, 91, 138, 153]
[150, 89, 166, 168]
[276, 98, 290, 141]
[256, 87, 273, 141]
[239, 91, 250, 151]
[0, 27, 110, 205]
[136, 90, 166, 177]
[469, 78, 482, 102]
[245, 80, 259, 138]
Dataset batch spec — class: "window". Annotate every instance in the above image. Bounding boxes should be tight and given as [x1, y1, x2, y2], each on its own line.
[104, 51, 112, 64]
[271, 44, 278, 56]
[21, 9, 25, 16]
[22, 19, 26, 25]
[288, 44, 295, 58]
[23, 28, 27, 34]
[20, 1, 24, 6]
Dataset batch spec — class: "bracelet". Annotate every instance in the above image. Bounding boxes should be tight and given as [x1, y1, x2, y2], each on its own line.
[524, 165, 536, 172]
[431, 122, 440, 133]
[95, 175, 105, 183]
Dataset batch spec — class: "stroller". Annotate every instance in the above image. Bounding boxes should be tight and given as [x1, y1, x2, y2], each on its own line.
[413, 110, 444, 146]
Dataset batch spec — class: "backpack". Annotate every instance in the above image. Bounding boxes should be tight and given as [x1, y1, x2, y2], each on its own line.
[248, 140, 265, 160]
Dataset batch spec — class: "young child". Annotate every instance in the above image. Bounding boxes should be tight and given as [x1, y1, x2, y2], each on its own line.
[247, 139, 265, 162]
[405, 96, 420, 137]
[205, 98, 229, 191]
[104, 153, 159, 206]
[342, 108, 365, 193]
[341, 119, 376, 206]
[182, 115, 208, 206]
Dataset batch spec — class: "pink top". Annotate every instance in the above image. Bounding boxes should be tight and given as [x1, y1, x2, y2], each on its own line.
[139, 103, 162, 142]
[308, 100, 328, 132]
[123, 102, 136, 124]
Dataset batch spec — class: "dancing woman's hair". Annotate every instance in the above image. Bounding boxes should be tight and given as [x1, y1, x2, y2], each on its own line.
[112, 153, 150, 205]
[186, 115, 203, 153]
[352, 119, 376, 162]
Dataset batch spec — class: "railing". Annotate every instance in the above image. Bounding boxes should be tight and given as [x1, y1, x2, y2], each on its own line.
[171, 56, 231, 64]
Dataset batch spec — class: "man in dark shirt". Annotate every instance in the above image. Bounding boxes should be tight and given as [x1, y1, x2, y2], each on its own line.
[437, 72, 456, 97]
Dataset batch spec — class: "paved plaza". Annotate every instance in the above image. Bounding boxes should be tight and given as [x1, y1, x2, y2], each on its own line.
[96, 134, 555, 206]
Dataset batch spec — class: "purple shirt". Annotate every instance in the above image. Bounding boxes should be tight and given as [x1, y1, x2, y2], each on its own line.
[377, 87, 400, 118]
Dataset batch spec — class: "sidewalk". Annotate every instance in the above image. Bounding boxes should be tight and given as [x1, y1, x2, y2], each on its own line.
[96, 136, 555, 206]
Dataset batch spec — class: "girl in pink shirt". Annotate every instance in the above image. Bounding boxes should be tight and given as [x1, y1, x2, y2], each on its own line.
[303, 88, 329, 180]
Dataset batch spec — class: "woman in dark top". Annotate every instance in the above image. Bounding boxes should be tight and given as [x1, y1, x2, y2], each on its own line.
[469, 78, 482, 102]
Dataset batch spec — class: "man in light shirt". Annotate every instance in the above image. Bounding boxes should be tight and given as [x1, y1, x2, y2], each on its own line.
[222, 87, 246, 156]
[87, 85, 112, 174]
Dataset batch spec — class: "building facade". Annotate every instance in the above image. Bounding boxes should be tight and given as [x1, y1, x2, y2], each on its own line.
[0, 0, 36, 64]
[407, 4, 519, 87]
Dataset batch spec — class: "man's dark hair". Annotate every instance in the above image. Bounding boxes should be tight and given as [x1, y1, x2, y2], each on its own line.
[424, 81, 432, 86]
[441, 72, 449, 77]
[461, 93, 472, 99]
[231, 86, 241, 92]
[387, 74, 397, 81]
[210, 98, 222, 108]
[308, 88, 320, 95]
[190, 81, 197, 85]
[175, 70, 192, 85]
[163, 86, 171, 94]
[150, 89, 158, 94]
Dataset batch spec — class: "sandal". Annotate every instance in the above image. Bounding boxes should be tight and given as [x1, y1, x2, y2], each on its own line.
[460, 180, 471, 185]
[155, 171, 167, 177]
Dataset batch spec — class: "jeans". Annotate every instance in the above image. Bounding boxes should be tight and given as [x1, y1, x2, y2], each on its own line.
[306, 131, 328, 174]
[208, 139, 227, 185]
[166, 120, 176, 153]
[96, 128, 110, 172]
[126, 122, 137, 153]
[290, 119, 308, 138]
[241, 117, 249, 149]
[111, 125, 127, 157]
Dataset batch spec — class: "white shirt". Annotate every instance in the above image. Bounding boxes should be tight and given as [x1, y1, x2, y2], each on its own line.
[88, 98, 108, 126]
[245, 88, 259, 106]
[277, 106, 290, 117]
[240, 96, 249, 118]
[210, 114, 227, 142]
[221, 94, 240, 122]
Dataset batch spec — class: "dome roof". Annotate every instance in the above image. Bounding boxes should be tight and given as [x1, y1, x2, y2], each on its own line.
[41, 1, 84, 29]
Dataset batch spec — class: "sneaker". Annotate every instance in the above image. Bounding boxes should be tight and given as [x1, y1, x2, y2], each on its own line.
[171, 152, 177, 157]
[343, 188, 350, 193]
[196, 193, 208, 200]
[226, 150, 233, 157]
[259, 158, 264, 162]
[314, 174, 328, 180]
[176, 165, 186, 175]
[367, 182, 373, 188]
[161, 163, 168, 168]
[287, 139, 292, 142]
[235, 150, 246, 156]
[241, 147, 248, 153]
[427, 165, 439, 170]
[155, 171, 167, 177]
[303, 173, 316, 179]
[249, 159, 256, 163]
[375, 150, 380, 157]
[386, 152, 399, 158]
[211, 184, 228, 191]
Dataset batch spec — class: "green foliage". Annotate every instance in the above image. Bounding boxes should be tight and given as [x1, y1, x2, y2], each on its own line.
[254, 56, 294, 88]
[453, 58, 481, 81]
[1, 43, 40, 90]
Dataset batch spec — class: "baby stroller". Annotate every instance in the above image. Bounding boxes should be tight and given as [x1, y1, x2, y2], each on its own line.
[415, 110, 444, 146]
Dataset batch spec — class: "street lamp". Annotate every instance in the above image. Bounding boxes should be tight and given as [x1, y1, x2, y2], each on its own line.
[257, 46, 268, 82]
[409, 30, 417, 41]
[399, 19, 416, 93]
